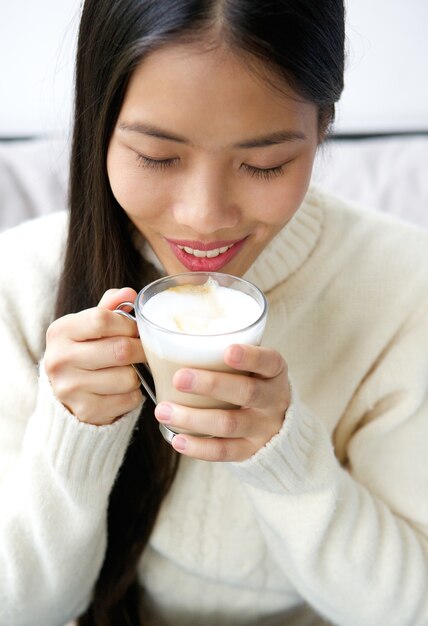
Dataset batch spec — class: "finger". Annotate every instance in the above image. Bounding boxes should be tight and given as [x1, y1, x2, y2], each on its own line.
[67, 365, 141, 396]
[224, 344, 286, 379]
[57, 307, 139, 342]
[61, 389, 143, 425]
[155, 403, 261, 439]
[173, 368, 286, 410]
[170, 433, 255, 463]
[69, 335, 146, 370]
[97, 287, 138, 311]
[58, 286, 139, 342]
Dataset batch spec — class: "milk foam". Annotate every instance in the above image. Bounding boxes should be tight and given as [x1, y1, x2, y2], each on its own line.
[142, 278, 262, 335]
[137, 277, 267, 366]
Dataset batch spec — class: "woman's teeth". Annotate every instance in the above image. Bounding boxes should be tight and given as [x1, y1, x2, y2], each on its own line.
[177, 244, 234, 258]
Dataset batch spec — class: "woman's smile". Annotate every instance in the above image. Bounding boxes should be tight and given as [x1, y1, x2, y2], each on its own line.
[164, 236, 248, 271]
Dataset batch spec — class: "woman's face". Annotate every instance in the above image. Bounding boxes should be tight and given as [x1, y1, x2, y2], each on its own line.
[107, 43, 319, 277]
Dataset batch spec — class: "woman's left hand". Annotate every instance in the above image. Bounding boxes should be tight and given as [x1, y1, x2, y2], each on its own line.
[154, 344, 290, 462]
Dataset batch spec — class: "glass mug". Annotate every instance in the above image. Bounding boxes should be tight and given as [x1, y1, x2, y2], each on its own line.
[114, 271, 268, 442]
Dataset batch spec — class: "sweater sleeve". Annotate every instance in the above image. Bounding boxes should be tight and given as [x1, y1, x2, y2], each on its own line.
[228, 298, 428, 626]
[0, 299, 141, 625]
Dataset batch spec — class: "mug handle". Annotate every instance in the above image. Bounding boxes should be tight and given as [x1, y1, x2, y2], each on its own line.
[114, 301, 137, 322]
[113, 302, 157, 405]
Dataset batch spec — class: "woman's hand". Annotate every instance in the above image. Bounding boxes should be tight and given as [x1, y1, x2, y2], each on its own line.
[154, 344, 290, 462]
[45, 288, 145, 425]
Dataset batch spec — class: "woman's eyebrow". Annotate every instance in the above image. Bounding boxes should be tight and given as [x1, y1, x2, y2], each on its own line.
[234, 130, 306, 148]
[118, 122, 306, 148]
[118, 122, 190, 144]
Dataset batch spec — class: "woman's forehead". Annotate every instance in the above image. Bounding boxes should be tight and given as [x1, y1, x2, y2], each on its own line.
[119, 43, 318, 148]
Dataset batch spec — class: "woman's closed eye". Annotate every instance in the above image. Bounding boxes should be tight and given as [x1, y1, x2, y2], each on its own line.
[240, 162, 286, 180]
[136, 154, 179, 170]
[135, 152, 289, 181]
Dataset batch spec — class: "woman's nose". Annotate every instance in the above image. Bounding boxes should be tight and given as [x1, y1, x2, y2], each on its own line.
[172, 167, 240, 234]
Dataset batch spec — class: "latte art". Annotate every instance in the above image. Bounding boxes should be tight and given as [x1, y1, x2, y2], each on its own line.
[142, 278, 263, 335]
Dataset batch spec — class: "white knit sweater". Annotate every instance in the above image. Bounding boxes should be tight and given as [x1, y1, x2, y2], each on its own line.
[0, 187, 427, 626]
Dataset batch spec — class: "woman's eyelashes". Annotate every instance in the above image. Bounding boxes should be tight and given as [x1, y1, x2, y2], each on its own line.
[240, 162, 285, 180]
[136, 154, 178, 170]
[135, 153, 288, 180]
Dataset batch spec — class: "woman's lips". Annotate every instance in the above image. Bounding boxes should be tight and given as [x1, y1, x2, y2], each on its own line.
[165, 237, 247, 271]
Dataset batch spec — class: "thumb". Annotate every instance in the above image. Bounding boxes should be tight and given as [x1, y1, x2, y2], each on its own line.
[97, 287, 138, 311]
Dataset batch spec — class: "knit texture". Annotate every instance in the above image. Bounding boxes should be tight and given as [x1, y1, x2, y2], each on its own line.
[1, 187, 428, 625]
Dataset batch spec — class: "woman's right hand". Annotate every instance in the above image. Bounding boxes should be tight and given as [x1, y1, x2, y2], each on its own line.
[44, 288, 146, 425]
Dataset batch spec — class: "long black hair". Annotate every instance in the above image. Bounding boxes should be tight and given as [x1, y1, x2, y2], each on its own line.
[55, 1, 345, 624]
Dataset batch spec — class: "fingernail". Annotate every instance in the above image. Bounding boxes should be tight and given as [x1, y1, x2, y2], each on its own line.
[173, 436, 187, 452]
[155, 403, 173, 422]
[228, 345, 244, 365]
[175, 369, 195, 391]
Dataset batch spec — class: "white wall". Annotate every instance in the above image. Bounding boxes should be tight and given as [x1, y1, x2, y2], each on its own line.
[0, 0, 80, 137]
[337, 0, 428, 133]
[1, 0, 427, 137]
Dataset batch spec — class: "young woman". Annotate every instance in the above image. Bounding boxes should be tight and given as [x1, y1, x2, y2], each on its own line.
[1, 1, 427, 625]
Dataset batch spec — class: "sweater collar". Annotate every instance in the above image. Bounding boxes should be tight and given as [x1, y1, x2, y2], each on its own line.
[138, 186, 324, 293]
[244, 186, 324, 293]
